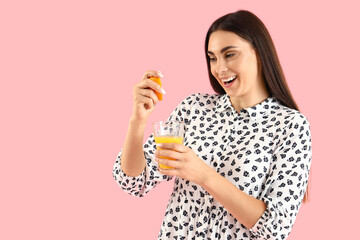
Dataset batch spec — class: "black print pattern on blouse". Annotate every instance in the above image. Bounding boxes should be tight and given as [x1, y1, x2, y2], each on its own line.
[113, 93, 312, 240]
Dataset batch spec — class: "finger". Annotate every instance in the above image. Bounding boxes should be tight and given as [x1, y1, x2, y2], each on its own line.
[134, 82, 160, 104]
[135, 95, 155, 109]
[137, 79, 165, 95]
[156, 157, 180, 169]
[156, 143, 185, 153]
[158, 167, 178, 176]
[137, 88, 159, 104]
[142, 70, 164, 81]
[155, 149, 182, 160]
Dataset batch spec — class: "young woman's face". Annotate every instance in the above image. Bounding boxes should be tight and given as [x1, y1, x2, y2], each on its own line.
[207, 30, 264, 100]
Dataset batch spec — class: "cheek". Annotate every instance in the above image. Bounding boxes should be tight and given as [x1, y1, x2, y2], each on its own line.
[237, 60, 257, 79]
[246, 56, 260, 76]
[228, 61, 243, 77]
[248, 63, 259, 79]
[210, 64, 217, 77]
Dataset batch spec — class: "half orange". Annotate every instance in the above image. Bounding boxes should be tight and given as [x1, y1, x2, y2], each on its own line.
[150, 76, 163, 101]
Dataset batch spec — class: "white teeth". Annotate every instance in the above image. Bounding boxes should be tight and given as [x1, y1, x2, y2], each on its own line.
[222, 76, 236, 83]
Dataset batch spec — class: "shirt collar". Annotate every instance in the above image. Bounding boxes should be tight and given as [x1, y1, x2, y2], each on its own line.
[215, 94, 233, 113]
[216, 94, 279, 121]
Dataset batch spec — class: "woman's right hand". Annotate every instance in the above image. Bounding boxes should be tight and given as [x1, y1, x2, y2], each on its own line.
[130, 70, 165, 122]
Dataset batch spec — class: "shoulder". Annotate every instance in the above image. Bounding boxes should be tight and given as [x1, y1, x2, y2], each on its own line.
[272, 101, 311, 133]
[180, 93, 221, 108]
[171, 93, 220, 120]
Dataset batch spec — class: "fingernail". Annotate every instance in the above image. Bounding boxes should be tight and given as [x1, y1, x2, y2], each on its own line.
[160, 88, 166, 94]
[157, 71, 164, 77]
[156, 143, 163, 148]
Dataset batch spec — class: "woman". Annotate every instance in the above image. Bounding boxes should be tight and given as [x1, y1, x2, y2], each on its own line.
[113, 10, 311, 240]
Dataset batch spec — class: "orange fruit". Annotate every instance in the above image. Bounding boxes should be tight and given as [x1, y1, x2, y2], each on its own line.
[150, 76, 163, 101]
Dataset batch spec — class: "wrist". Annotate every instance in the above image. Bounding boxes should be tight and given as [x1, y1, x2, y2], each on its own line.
[129, 116, 148, 127]
[199, 165, 217, 188]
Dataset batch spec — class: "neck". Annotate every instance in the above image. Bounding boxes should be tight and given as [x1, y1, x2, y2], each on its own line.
[229, 85, 270, 113]
[230, 95, 269, 113]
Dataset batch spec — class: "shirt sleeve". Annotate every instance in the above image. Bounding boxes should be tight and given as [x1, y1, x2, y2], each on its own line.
[249, 113, 312, 239]
[112, 94, 195, 197]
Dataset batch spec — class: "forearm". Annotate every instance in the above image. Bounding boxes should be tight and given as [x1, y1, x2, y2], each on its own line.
[201, 168, 267, 229]
[121, 117, 147, 177]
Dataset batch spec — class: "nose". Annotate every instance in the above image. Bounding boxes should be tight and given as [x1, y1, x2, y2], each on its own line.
[214, 59, 228, 76]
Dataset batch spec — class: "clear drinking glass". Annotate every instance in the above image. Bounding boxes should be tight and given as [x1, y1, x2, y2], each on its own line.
[153, 121, 185, 169]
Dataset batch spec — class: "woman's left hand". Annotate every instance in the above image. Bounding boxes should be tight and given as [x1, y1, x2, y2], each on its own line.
[154, 143, 213, 185]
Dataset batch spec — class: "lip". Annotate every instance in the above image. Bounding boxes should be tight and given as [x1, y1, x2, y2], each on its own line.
[220, 76, 237, 88]
[223, 79, 236, 88]
[220, 75, 237, 81]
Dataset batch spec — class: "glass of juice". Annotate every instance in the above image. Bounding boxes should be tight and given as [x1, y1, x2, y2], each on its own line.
[153, 121, 185, 169]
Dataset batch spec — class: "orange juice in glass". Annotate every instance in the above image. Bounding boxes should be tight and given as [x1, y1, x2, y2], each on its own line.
[153, 121, 185, 169]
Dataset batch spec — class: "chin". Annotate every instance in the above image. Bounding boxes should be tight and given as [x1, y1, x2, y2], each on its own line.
[225, 89, 244, 98]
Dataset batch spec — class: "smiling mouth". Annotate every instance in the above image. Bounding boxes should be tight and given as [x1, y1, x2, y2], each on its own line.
[222, 76, 237, 86]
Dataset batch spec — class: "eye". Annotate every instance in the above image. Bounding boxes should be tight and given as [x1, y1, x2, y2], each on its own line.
[209, 56, 216, 62]
[225, 53, 235, 58]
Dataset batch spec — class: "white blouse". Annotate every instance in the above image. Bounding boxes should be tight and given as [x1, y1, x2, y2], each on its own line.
[113, 93, 312, 240]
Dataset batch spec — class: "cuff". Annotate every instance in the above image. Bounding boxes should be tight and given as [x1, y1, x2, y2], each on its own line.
[249, 198, 273, 238]
[113, 153, 146, 197]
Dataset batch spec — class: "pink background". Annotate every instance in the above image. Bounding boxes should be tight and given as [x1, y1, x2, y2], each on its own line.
[1, 0, 359, 239]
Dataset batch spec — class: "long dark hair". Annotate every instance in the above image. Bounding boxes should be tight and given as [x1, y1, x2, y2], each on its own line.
[205, 10, 310, 202]
[205, 10, 299, 111]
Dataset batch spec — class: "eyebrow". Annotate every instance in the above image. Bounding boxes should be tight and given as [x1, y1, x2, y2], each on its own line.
[207, 46, 238, 55]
